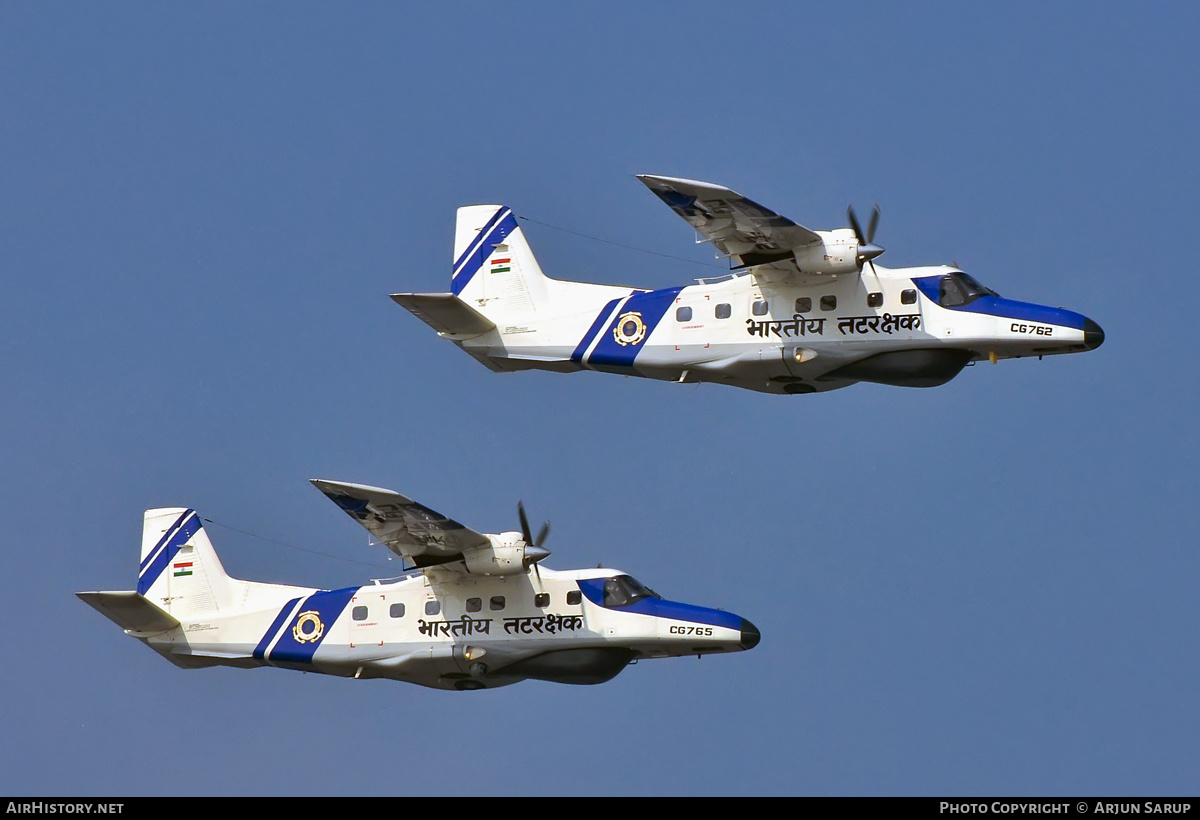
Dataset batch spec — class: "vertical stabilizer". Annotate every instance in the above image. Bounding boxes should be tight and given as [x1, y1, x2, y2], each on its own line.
[137, 508, 238, 618]
[451, 205, 549, 323]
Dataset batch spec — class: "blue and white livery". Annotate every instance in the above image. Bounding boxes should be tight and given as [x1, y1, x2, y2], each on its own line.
[393, 175, 1104, 394]
[78, 480, 759, 691]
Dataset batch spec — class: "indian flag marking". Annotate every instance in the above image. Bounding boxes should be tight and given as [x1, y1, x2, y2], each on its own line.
[491, 257, 511, 274]
[173, 561, 194, 577]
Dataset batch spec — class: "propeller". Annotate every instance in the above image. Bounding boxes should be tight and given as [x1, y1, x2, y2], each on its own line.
[846, 204, 885, 272]
[517, 501, 552, 578]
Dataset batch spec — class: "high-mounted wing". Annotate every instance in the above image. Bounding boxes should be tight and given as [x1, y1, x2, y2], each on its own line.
[311, 479, 489, 569]
[638, 175, 818, 268]
[638, 175, 875, 280]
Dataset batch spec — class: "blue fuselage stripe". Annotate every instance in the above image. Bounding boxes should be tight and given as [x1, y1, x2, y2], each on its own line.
[911, 276, 1087, 329]
[570, 298, 622, 363]
[961, 296, 1087, 329]
[583, 286, 683, 373]
[264, 586, 359, 668]
[576, 579, 744, 631]
[253, 597, 303, 660]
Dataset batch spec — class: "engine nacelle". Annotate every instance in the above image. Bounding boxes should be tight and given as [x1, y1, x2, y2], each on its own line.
[789, 228, 862, 276]
[462, 532, 531, 576]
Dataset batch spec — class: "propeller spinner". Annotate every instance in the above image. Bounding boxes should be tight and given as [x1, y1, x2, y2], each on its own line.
[847, 204, 885, 270]
[517, 501, 551, 570]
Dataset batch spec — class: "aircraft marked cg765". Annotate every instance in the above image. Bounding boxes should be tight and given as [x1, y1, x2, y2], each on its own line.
[78, 481, 758, 691]
[394, 175, 1104, 394]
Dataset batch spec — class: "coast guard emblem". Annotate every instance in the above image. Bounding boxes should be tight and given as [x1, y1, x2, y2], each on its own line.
[613, 311, 647, 346]
[293, 611, 324, 643]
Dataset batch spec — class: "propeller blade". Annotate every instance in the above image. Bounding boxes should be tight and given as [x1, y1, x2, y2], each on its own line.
[517, 501, 533, 547]
[846, 205, 865, 244]
[867, 205, 880, 244]
[517, 501, 552, 569]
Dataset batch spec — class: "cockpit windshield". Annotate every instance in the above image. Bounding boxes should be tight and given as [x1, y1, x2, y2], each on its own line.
[938, 272, 998, 308]
[603, 575, 661, 608]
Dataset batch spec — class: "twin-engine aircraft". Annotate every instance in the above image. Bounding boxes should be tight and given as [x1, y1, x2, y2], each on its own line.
[78, 480, 759, 691]
[394, 175, 1104, 394]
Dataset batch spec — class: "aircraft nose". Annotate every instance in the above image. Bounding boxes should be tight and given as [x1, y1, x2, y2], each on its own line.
[740, 618, 761, 650]
[1083, 318, 1105, 350]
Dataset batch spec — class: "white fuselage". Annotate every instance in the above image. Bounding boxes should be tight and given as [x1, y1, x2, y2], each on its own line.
[397, 195, 1102, 394]
[452, 264, 1102, 394]
[133, 566, 757, 691]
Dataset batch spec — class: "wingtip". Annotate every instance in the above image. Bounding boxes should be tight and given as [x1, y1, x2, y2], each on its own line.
[637, 173, 682, 186]
[637, 173, 673, 185]
[637, 173, 729, 194]
[311, 478, 405, 496]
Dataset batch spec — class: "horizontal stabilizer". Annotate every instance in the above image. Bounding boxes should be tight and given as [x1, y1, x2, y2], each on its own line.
[391, 293, 495, 337]
[77, 591, 179, 633]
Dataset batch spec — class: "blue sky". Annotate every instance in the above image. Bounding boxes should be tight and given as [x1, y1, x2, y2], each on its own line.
[3, 2, 1197, 796]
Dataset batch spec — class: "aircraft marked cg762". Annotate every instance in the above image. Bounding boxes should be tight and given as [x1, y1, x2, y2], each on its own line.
[78, 480, 758, 691]
[394, 175, 1103, 394]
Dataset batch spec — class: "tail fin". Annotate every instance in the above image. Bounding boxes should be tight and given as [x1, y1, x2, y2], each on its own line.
[450, 204, 550, 323]
[136, 508, 239, 618]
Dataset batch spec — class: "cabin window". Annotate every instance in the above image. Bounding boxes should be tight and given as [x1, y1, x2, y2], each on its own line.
[795, 297, 812, 313]
[389, 603, 405, 618]
[901, 289, 917, 305]
[425, 600, 440, 616]
[867, 292, 883, 308]
[352, 606, 368, 621]
[675, 306, 692, 322]
[465, 597, 482, 613]
[566, 590, 582, 605]
[715, 303, 731, 319]
[821, 295, 837, 311]
[490, 596, 506, 611]
[752, 300, 769, 316]
[535, 593, 550, 608]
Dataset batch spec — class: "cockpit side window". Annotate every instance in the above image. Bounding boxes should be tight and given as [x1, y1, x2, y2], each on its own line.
[602, 575, 661, 608]
[938, 272, 997, 307]
[939, 276, 969, 307]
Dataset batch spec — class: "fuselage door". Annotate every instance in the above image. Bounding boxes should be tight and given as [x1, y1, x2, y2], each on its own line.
[348, 590, 389, 649]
